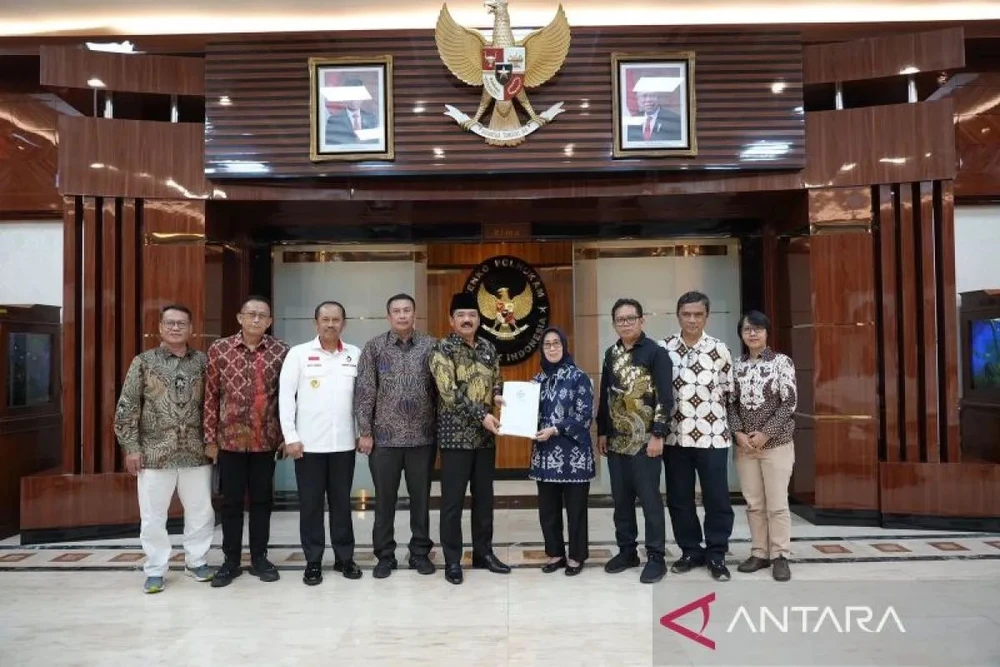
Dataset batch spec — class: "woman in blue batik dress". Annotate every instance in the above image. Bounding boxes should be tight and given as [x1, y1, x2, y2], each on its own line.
[530, 327, 595, 577]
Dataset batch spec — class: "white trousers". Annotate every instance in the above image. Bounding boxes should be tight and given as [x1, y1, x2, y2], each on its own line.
[137, 465, 215, 576]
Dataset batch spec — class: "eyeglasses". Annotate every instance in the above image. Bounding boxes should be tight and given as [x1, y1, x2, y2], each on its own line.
[240, 311, 271, 321]
[161, 320, 190, 330]
[614, 316, 639, 326]
[542, 341, 563, 349]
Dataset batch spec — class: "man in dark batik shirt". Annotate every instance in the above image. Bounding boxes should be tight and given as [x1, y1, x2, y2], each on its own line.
[429, 291, 510, 585]
[597, 297, 673, 584]
[355, 293, 438, 579]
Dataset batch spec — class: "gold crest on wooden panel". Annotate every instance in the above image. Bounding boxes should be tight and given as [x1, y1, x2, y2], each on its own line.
[435, 0, 571, 147]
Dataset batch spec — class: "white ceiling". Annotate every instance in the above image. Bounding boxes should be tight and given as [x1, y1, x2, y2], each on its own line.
[1, 0, 999, 36]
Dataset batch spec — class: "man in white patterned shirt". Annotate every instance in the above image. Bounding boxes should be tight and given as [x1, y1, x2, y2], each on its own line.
[659, 291, 736, 582]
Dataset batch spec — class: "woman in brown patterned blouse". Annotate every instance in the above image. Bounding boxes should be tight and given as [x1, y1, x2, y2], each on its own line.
[728, 310, 797, 582]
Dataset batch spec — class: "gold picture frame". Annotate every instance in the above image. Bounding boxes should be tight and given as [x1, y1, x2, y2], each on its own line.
[308, 55, 394, 162]
[611, 51, 698, 159]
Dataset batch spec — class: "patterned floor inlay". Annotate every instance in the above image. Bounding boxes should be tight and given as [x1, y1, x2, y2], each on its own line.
[3, 534, 1000, 571]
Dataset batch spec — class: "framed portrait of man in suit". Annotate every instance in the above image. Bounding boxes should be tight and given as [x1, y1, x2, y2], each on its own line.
[611, 52, 697, 158]
[308, 55, 394, 162]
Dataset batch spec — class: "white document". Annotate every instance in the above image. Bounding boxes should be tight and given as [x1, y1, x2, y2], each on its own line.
[498, 381, 541, 439]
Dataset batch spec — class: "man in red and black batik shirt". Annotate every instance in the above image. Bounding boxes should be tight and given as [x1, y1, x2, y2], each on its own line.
[203, 296, 290, 587]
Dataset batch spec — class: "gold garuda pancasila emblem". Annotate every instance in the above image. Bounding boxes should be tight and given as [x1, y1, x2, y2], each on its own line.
[478, 284, 532, 339]
[435, 0, 571, 147]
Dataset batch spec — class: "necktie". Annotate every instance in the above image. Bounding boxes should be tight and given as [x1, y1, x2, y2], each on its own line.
[643, 116, 652, 141]
[352, 112, 361, 131]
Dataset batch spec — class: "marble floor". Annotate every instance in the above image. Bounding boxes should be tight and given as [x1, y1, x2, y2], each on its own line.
[2, 508, 1000, 666]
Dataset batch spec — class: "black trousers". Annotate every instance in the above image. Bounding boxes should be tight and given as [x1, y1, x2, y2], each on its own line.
[369, 444, 435, 560]
[607, 450, 666, 558]
[439, 447, 495, 566]
[537, 481, 590, 563]
[294, 451, 356, 564]
[218, 449, 276, 563]
[664, 445, 734, 562]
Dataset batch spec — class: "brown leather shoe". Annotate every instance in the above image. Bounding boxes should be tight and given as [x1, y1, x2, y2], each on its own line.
[737, 556, 771, 573]
[772, 556, 791, 582]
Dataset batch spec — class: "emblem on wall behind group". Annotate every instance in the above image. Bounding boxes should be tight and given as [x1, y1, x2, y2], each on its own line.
[462, 256, 550, 365]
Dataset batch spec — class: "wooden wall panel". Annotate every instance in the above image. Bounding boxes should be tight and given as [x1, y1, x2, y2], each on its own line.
[880, 462, 1000, 517]
[934, 182, 961, 462]
[426, 242, 573, 470]
[141, 201, 208, 350]
[875, 185, 900, 463]
[20, 472, 183, 535]
[80, 198, 99, 475]
[802, 27, 965, 85]
[952, 73, 1000, 198]
[0, 94, 61, 215]
[57, 117, 209, 199]
[873, 181, 960, 467]
[61, 196, 80, 474]
[204, 28, 805, 178]
[803, 101, 956, 188]
[40, 46, 206, 96]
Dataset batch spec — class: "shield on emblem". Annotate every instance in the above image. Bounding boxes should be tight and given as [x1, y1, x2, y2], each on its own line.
[482, 46, 526, 102]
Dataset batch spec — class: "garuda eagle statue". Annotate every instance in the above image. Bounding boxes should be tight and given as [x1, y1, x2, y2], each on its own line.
[435, 0, 571, 146]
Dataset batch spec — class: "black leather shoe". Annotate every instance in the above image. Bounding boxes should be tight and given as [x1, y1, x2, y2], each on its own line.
[670, 554, 705, 574]
[303, 562, 323, 586]
[737, 556, 771, 573]
[604, 551, 640, 574]
[373, 557, 397, 579]
[408, 555, 436, 575]
[472, 552, 511, 574]
[445, 563, 463, 585]
[334, 560, 363, 580]
[211, 560, 243, 588]
[565, 562, 584, 577]
[249, 557, 280, 583]
[542, 558, 566, 573]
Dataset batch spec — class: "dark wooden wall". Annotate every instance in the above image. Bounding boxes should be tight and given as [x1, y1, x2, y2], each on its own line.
[204, 28, 804, 177]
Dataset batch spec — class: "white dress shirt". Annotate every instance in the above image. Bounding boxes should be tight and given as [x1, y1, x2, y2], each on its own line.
[279, 337, 360, 453]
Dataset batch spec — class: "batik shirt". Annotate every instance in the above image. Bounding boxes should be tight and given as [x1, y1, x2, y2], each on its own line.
[529, 363, 595, 483]
[660, 333, 735, 448]
[728, 348, 797, 449]
[114, 346, 208, 469]
[354, 330, 437, 447]
[203, 332, 289, 452]
[428, 333, 502, 450]
[597, 333, 674, 456]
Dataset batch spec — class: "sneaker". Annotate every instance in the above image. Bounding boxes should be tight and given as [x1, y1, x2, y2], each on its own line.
[334, 559, 363, 580]
[772, 556, 791, 582]
[737, 556, 771, 574]
[303, 562, 323, 586]
[708, 560, 731, 582]
[408, 555, 436, 575]
[249, 557, 280, 583]
[670, 554, 704, 574]
[143, 576, 165, 594]
[373, 557, 398, 579]
[211, 561, 243, 588]
[185, 565, 216, 582]
[639, 555, 666, 584]
[604, 551, 641, 574]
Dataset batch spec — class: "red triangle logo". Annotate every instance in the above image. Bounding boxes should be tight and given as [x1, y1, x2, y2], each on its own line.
[659, 592, 716, 650]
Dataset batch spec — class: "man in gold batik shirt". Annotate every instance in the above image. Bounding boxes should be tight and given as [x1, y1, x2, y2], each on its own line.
[429, 291, 510, 585]
[596, 297, 673, 584]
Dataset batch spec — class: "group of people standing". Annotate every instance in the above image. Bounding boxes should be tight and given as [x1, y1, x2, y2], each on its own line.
[113, 287, 797, 594]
